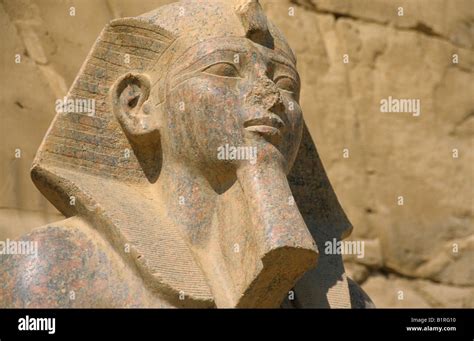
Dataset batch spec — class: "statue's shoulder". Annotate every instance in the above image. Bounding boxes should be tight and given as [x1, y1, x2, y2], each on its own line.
[0, 217, 110, 307]
[0, 217, 166, 308]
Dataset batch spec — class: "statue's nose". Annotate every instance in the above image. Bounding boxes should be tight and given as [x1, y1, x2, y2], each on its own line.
[246, 72, 286, 121]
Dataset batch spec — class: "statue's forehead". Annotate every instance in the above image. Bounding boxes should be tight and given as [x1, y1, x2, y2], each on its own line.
[172, 37, 297, 70]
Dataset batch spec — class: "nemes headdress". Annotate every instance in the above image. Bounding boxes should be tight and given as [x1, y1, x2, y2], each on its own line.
[32, 0, 352, 307]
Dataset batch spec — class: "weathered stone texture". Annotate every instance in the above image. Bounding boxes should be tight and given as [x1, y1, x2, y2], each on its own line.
[1, 0, 472, 307]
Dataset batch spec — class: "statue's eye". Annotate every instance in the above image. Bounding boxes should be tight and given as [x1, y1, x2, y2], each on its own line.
[202, 62, 241, 78]
[275, 76, 298, 93]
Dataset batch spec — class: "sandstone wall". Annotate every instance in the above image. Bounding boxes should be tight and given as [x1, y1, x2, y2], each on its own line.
[1, 0, 472, 307]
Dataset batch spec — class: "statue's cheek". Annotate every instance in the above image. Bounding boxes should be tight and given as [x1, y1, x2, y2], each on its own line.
[285, 100, 303, 139]
[282, 102, 303, 171]
[177, 76, 244, 126]
[194, 82, 247, 152]
[166, 77, 247, 160]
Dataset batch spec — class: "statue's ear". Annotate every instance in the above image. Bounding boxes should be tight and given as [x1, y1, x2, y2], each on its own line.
[111, 72, 163, 183]
[111, 72, 161, 137]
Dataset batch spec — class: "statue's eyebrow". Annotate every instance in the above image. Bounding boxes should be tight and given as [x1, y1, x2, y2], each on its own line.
[272, 61, 300, 83]
[269, 59, 298, 81]
[272, 56, 296, 71]
[261, 47, 297, 74]
[171, 43, 249, 76]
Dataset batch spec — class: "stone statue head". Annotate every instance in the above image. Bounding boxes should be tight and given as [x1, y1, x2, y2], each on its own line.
[32, 0, 353, 307]
[111, 0, 302, 187]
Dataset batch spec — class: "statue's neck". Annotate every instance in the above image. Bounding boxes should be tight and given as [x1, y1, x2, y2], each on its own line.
[152, 160, 239, 306]
[153, 161, 219, 246]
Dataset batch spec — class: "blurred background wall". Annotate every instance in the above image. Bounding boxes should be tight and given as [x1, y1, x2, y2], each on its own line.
[1, 0, 473, 307]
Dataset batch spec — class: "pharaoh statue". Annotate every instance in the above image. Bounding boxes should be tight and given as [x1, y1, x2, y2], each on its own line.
[0, 0, 373, 308]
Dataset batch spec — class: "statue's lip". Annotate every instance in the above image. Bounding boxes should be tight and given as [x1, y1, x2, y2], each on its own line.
[243, 115, 284, 130]
[244, 125, 281, 137]
[243, 115, 284, 143]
